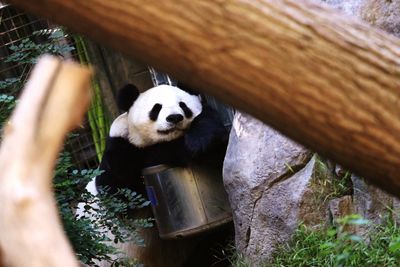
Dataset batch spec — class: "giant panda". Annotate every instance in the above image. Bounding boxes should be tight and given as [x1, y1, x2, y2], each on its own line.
[84, 83, 231, 267]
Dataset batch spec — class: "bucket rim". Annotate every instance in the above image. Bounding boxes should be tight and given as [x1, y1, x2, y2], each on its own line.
[141, 164, 172, 175]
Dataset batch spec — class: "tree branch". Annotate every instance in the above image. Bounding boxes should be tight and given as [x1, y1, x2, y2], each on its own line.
[0, 55, 92, 267]
[8, 0, 400, 195]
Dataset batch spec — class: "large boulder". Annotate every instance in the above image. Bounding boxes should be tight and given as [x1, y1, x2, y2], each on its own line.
[223, 112, 332, 263]
[223, 112, 398, 264]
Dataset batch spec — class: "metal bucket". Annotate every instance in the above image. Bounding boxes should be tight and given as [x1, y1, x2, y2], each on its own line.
[142, 160, 232, 239]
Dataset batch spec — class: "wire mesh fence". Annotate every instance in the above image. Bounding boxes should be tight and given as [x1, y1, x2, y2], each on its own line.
[0, 3, 47, 92]
[0, 2, 234, 169]
[0, 3, 108, 168]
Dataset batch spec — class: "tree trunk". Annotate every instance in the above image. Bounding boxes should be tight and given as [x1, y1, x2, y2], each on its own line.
[0, 56, 92, 267]
[9, 0, 400, 195]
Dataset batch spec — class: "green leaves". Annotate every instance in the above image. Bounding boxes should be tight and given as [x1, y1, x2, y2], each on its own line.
[5, 29, 74, 65]
[0, 78, 21, 90]
[0, 28, 75, 96]
[389, 236, 400, 254]
[336, 214, 369, 226]
[0, 94, 16, 126]
[54, 152, 150, 266]
[270, 214, 400, 267]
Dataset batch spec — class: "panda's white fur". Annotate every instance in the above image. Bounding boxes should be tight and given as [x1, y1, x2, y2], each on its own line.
[126, 85, 202, 147]
[109, 112, 128, 138]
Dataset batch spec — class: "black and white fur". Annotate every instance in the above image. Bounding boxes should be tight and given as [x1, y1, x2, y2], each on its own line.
[83, 83, 230, 267]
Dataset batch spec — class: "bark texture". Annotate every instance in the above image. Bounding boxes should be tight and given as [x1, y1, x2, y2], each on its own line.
[9, 0, 400, 196]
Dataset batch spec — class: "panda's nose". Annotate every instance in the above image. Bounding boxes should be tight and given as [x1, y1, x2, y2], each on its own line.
[166, 114, 184, 124]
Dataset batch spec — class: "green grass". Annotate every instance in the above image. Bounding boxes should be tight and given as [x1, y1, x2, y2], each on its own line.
[313, 157, 352, 203]
[231, 215, 400, 267]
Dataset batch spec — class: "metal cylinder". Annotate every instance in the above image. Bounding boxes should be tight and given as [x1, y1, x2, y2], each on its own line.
[142, 161, 232, 239]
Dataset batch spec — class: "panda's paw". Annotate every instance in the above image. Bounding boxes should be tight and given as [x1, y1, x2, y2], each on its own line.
[184, 135, 211, 156]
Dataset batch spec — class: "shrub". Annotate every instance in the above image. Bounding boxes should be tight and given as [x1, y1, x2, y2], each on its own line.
[54, 152, 152, 266]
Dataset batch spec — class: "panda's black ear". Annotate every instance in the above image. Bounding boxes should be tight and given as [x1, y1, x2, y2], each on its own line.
[177, 82, 206, 104]
[117, 84, 140, 111]
[177, 82, 200, 96]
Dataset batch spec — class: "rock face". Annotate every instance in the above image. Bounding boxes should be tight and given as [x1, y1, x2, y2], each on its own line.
[223, 112, 399, 264]
[359, 0, 400, 37]
[352, 176, 393, 225]
[324, 0, 400, 37]
[329, 196, 353, 221]
[223, 112, 320, 263]
[329, 195, 354, 232]
[351, 175, 396, 238]
[323, 0, 364, 16]
[222, 1, 400, 264]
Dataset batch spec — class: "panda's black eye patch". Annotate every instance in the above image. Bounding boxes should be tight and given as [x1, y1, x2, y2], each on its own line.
[179, 102, 193, 118]
[149, 104, 162, 121]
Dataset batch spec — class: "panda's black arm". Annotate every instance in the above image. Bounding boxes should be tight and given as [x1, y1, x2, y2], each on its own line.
[184, 106, 229, 157]
[96, 137, 145, 195]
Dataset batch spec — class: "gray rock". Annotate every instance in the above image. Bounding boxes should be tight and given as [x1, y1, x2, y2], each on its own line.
[246, 156, 338, 264]
[329, 195, 353, 221]
[323, 0, 400, 37]
[393, 198, 400, 224]
[360, 0, 400, 38]
[329, 195, 355, 233]
[323, 0, 364, 16]
[352, 175, 393, 236]
[223, 112, 318, 264]
[334, 164, 346, 178]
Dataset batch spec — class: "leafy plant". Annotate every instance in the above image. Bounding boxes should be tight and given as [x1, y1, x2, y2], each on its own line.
[1, 28, 74, 95]
[320, 214, 369, 266]
[0, 94, 16, 126]
[5, 29, 74, 64]
[0, 78, 21, 91]
[54, 152, 152, 266]
[271, 215, 400, 267]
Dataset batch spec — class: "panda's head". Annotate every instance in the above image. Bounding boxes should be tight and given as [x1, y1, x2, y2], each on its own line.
[111, 84, 203, 147]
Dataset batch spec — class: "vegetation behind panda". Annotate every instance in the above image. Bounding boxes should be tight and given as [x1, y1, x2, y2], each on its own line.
[86, 83, 231, 267]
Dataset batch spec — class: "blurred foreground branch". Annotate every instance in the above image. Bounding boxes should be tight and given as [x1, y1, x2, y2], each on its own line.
[0, 55, 92, 267]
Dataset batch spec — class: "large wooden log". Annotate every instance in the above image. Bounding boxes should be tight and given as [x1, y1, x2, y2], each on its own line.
[9, 0, 400, 195]
[0, 56, 92, 267]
